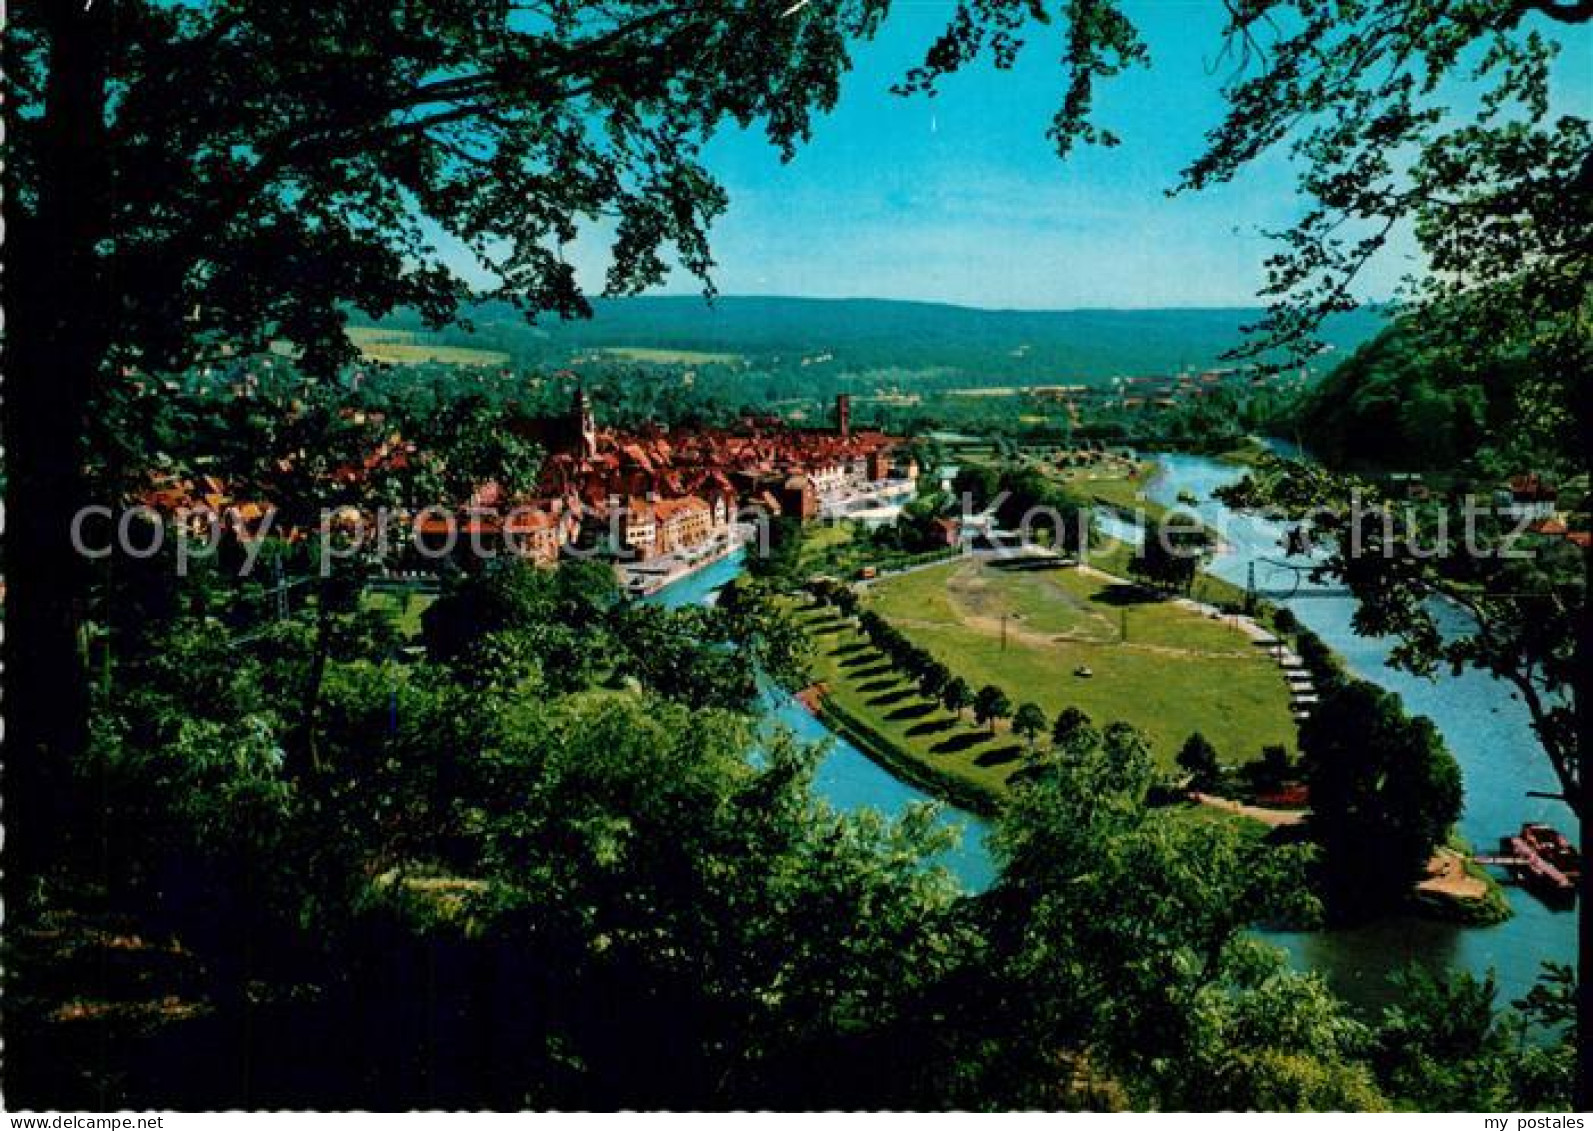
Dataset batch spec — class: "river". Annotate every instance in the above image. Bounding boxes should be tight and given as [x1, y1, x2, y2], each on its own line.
[644, 553, 997, 891]
[1139, 451, 1575, 1011]
[649, 453, 1575, 1012]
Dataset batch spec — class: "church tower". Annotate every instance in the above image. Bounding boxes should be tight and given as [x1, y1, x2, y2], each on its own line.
[836, 393, 851, 439]
[573, 386, 598, 459]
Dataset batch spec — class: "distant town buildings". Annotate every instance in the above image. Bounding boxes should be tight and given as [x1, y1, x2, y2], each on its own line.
[133, 389, 918, 577]
[1503, 473, 1559, 521]
[526, 390, 912, 561]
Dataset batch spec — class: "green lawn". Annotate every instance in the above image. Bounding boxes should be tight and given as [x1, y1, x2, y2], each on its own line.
[870, 557, 1255, 654]
[1060, 461, 1173, 524]
[808, 558, 1296, 800]
[1085, 539, 1255, 614]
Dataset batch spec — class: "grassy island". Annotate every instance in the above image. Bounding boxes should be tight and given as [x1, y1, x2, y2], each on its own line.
[799, 555, 1298, 805]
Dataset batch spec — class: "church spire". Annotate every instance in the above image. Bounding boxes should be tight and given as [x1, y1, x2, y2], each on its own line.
[573, 385, 597, 459]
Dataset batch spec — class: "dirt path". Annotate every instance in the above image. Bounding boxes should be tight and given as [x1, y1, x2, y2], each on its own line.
[888, 601, 1274, 662]
[1415, 848, 1490, 901]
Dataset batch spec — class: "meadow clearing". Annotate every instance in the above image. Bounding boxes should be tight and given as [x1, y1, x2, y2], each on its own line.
[804, 555, 1297, 801]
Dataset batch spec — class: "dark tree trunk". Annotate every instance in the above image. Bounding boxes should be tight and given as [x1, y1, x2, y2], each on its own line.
[295, 585, 337, 779]
[2, 5, 111, 912]
[1578, 539, 1591, 1111]
[1573, 374, 1593, 1112]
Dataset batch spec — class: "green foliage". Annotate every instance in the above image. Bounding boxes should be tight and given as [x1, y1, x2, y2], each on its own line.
[973, 684, 1013, 731]
[35, 539, 1568, 1110]
[1050, 706, 1098, 756]
[1012, 702, 1048, 750]
[747, 516, 808, 590]
[1372, 964, 1575, 1111]
[422, 559, 617, 693]
[987, 719, 1355, 1109]
[1130, 513, 1212, 594]
[398, 394, 545, 503]
[872, 491, 956, 554]
[1300, 681, 1463, 916]
[10, 4, 919, 376]
[13, 0, 1589, 1108]
[419, 557, 806, 707]
[1289, 318, 1574, 475]
[714, 578, 816, 693]
[1177, 731, 1221, 790]
[953, 461, 1089, 552]
[1244, 744, 1295, 793]
[917, 659, 952, 702]
[941, 675, 974, 718]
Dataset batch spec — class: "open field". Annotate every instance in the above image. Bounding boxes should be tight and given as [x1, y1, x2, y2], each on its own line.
[348, 327, 510, 367]
[1084, 538, 1254, 612]
[596, 346, 742, 365]
[803, 557, 1296, 801]
[869, 557, 1260, 655]
[1065, 461, 1166, 516]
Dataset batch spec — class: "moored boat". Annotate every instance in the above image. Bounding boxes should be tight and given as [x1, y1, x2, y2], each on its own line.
[1496, 823, 1581, 907]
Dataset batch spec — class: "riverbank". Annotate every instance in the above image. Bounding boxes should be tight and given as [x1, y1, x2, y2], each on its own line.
[617, 529, 748, 598]
[807, 687, 1004, 818]
[654, 451, 1562, 1008]
[1141, 450, 1563, 1009]
[791, 552, 1299, 822]
[1412, 847, 1512, 926]
[1187, 791, 1509, 925]
[788, 511, 1512, 934]
[645, 550, 997, 890]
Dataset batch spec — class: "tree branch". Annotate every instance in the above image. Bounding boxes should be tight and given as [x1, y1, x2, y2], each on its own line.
[1429, 578, 1582, 812]
[1519, 0, 1593, 24]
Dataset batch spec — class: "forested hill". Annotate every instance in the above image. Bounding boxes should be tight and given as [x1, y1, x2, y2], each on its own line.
[366, 296, 1383, 382]
[1292, 321, 1556, 475]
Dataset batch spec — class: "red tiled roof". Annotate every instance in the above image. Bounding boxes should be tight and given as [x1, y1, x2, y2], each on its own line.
[1509, 474, 1558, 500]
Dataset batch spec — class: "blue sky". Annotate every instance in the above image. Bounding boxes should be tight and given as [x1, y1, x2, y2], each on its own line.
[562, 2, 1591, 311]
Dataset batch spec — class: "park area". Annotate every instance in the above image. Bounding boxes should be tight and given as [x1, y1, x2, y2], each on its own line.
[803, 556, 1297, 803]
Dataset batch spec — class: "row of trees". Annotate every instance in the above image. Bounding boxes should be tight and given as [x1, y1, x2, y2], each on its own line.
[811, 582, 1097, 757]
[825, 590, 1032, 736]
